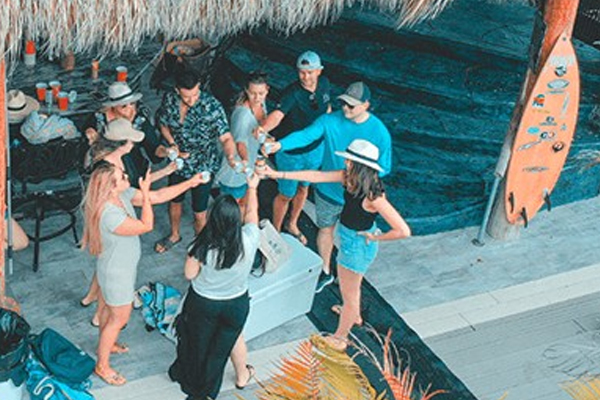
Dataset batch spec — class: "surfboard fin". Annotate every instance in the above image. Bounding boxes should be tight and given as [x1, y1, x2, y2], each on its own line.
[520, 207, 529, 228]
[544, 190, 552, 211]
[508, 192, 515, 213]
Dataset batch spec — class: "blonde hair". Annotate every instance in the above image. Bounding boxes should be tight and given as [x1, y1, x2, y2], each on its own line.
[82, 162, 119, 255]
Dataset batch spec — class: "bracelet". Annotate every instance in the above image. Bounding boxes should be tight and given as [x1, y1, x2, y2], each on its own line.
[282, 172, 286, 179]
[168, 142, 176, 147]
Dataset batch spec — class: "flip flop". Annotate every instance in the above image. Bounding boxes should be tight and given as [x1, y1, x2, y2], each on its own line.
[79, 298, 96, 308]
[284, 226, 307, 246]
[154, 235, 182, 254]
[330, 304, 363, 326]
[90, 319, 127, 331]
[95, 366, 127, 386]
[235, 364, 256, 390]
[111, 342, 129, 354]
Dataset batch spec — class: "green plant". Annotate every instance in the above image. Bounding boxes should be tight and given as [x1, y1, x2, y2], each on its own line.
[562, 375, 600, 399]
[247, 331, 446, 400]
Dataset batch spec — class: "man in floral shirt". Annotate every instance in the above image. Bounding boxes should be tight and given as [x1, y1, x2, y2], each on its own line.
[155, 70, 237, 253]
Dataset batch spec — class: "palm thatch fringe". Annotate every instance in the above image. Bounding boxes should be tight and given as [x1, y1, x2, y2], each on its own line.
[1, 0, 526, 62]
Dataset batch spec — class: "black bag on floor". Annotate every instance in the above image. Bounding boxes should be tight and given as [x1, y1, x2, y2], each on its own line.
[0, 308, 30, 386]
[29, 328, 95, 386]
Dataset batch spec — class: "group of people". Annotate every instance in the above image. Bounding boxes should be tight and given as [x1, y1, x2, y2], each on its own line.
[10, 50, 411, 399]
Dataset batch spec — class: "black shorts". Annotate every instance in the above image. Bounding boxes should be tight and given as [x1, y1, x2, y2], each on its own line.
[169, 173, 212, 213]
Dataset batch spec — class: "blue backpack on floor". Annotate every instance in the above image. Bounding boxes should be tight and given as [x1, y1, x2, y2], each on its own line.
[29, 328, 95, 387]
[26, 355, 93, 400]
[138, 282, 182, 341]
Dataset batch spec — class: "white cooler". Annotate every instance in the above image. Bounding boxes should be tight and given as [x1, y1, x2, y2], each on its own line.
[244, 233, 322, 341]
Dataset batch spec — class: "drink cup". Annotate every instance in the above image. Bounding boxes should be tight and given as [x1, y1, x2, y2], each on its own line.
[233, 161, 245, 174]
[35, 83, 48, 102]
[263, 142, 275, 155]
[116, 66, 128, 82]
[257, 132, 267, 144]
[57, 92, 69, 111]
[25, 40, 36, 55]
[200, 171, 211, 182]
[167, 148, 178, 161]
[245, 166, 254, 178]
[91, 60, 99, 80]
[49, 81, 61, 99]
[175, 158, 184, 170]
[255, 155, 266, 171]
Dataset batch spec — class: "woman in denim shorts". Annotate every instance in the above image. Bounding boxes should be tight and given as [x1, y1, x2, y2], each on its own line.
[263, 139, 411, 351]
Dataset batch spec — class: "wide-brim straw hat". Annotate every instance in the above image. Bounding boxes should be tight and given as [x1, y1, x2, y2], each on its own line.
[7, 90, 40, 124]
[334, 139, 383, 172]
[102, 82, 143, 108]
[104, 118, 144, 142]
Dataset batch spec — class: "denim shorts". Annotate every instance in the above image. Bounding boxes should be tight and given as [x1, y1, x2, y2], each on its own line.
[315, 190, 343, 229]
[219, 183, 248, 200]
[336, 223, 379, 275]
[275, 145, 324, 198]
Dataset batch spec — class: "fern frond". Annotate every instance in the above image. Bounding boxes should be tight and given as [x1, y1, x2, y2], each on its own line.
[352, 327, 446, 400]
[562, 375, 600, 400]
[311, 334, 377, 400]
[256, 340, 322, 400]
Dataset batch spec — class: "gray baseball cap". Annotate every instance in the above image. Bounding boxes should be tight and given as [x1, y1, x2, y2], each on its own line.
[337, 82, 371, 106]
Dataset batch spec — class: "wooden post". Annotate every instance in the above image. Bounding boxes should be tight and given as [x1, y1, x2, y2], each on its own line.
[0, 60, 7, 299]
[487, 0, 580, 240]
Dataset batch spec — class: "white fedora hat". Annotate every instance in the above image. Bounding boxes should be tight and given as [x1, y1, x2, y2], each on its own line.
[334, 139, 383, 172]
[102, 82, 142, 108]
[7, 90, 39, 124]
[104, 118, 144, 142]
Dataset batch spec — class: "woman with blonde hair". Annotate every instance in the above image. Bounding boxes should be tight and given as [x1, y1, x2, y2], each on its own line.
[83, 161, 206, 386]
[80, 118, 177, 326]
[263, 139, 411, 350]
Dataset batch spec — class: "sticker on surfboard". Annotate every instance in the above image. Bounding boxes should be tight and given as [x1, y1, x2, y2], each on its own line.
[505, 32, 579, 226]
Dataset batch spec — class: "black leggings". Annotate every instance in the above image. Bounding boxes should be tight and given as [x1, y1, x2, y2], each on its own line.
[170, 288, 250, 400]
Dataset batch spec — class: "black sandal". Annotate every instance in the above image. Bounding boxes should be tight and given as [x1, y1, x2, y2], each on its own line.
[235, 364, 255, 390]
[154, 235, 182, 254]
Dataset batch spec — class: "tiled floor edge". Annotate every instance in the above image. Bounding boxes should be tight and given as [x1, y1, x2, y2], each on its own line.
[403, 263, 600, 339]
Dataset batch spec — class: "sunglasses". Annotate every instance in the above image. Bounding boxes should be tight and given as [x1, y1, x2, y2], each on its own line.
[309, 93, 318, 110]
[340, 100, 356, 110]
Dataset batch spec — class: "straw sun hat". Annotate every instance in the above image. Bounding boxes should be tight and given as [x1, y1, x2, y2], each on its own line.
[104, 118, 144, 142]
[102, 82, 143, 108]
[7, 90, 40, 123]
[335, 139, 383, 172]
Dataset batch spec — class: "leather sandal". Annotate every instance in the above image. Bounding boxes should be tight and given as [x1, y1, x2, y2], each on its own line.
[95, 366, 127, 386]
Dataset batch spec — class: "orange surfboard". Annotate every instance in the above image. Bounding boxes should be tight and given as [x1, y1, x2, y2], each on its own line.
[505, 32, 580, 226]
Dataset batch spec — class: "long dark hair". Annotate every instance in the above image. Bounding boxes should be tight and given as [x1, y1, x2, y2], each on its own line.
[344, 161, 384, 200]
[188, 195, 244, 270]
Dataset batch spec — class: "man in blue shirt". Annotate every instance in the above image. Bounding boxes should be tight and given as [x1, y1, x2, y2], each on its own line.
[256, 51, 331, 247]
[267, 82, 392, 292]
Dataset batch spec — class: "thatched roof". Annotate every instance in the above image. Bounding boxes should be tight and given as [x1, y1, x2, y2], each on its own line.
[1, 0, 464, 60]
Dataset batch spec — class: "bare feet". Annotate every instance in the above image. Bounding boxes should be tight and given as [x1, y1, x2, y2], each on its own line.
[323, 336, 348, 352]
[330, 304, 363, 326]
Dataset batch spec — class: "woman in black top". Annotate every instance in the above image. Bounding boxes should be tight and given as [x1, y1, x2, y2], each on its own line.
[263, 139, 411, 351]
